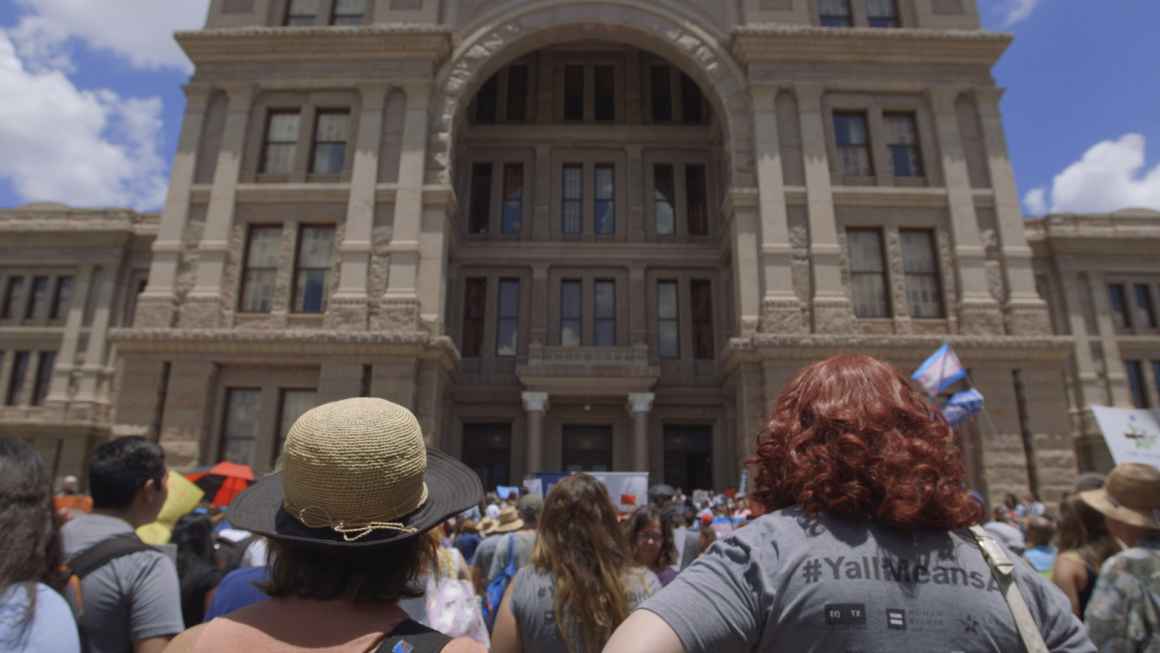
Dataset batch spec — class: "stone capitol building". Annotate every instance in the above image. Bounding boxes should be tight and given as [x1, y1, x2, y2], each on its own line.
[2, 0, 1159, 505]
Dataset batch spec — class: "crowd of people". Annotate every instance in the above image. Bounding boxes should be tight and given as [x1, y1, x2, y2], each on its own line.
[0, 354, 1157, 652]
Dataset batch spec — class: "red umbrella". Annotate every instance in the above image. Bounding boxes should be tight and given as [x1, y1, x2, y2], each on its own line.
[186, 462, 255, 508]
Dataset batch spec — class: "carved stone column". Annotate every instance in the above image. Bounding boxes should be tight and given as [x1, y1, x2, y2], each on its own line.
[1088, 270, 1133, 407]
[725, 188, 762, 336]
[46, 265, 94, 405]
[74, 265, 116, 409]
[523, 391, 549, 475]
[1062, 268, 1105, 406]
[627, 392, 654, 472]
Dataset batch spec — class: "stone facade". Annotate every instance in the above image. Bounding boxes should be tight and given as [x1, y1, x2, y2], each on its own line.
[6, 0, 1153, 505]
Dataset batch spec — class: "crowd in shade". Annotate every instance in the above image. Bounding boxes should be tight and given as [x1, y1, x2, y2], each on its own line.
[1, 355, 1158, 652]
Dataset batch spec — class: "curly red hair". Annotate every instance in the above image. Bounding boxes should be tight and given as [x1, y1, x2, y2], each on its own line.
[749, 354, 980, 529]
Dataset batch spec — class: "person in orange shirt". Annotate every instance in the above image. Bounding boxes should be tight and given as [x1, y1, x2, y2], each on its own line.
[53, 474, 93, 515]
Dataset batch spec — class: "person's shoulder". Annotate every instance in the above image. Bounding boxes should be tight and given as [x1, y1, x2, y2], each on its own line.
[32, 583, 72, 617]
[443, 636, 487, 653]
[166, 622, 208, 653]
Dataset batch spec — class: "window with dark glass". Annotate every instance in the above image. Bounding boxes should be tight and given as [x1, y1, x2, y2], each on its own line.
[496, 279, 520, 356]
[31, 351, 55, 406]
[835, 112, 873, 177]
[1133, 283, 1158, 328]
[901, 230, 943, 318]
[1, 277, 23, 319]
[819, 0, 853, 26]
[468, 163, 493, 235]
[847, 229, 890, 318]
[461, 277, 486, 357]
[285, 0, 318, 25]
[564, 65, 585, 121]
[501, 163, 524, 236]
[260, 110, 300, 175]
[475, 74, 498, 124]
[292, 225, 335, 313]
[6, 351, 29, 406]
[867, 0, 900, 27]
[886, 112, 924, 177]
[691, 279, 714, 360]
[680, 73, 704, 124]
[220, 388, 260, 465]
[594, 164, 615, 235]
[24, 276, 49, 320]
[506, 65, 529, 122]
[657, 281, 679, 358]
[561, 280, 582, 347]
[310, 110, 349, 175]
[239, 226, 282, 313]
[562, 165, 583, 235]
[650, 66, 673, 122]
[330, 0, 366, 25]
[1125, 360, 1150, 409]
[654, 164, 676, 236]
[1108, 284, 1131, 330]
[462, 423, 512, 489]
[594, 66, 615, 122]
[275, 389, 317, 466]
[686, 164, 708, 236]
[49, 276, 73, 321]
[595, 280, 616, 346]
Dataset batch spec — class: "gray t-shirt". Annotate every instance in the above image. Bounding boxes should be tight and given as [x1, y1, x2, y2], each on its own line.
[61, 513, 184, 653]
[471, 534, 501, 578]
[486, 531, 536, 583]
[643, 509, 1095, 653]
[512, 565, 660, 652]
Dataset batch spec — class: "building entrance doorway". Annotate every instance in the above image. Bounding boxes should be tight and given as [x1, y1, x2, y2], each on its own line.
[664, 424, 713, 491]
[562, 425, 613, 472]
[462, 423, 512, 488]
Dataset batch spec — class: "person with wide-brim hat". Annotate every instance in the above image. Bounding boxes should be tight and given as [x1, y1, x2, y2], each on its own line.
[488, 506, 524, 534]
[1079, 462, 1160, 650]
[166, 397, 486, 653]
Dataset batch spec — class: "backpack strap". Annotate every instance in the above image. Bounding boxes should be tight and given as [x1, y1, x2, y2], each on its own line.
[374, 619, 452, 653]
[968, 525, 1050, 653]
[66, 533, 155, 579]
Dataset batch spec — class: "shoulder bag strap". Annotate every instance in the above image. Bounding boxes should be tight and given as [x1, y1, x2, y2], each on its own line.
[968, 525, 1050, 653]
[373, 619, 453, 653]
[66, 533, 154, 578]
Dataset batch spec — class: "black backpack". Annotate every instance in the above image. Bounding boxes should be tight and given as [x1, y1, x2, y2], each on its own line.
[61, 533, 156, 650]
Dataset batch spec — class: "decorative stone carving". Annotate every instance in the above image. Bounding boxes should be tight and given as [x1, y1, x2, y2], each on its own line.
[179, 296, 224, 329]
[760, 298, 805, 334]
[373, 297, 422, 332]
[133, 297, 177, 329]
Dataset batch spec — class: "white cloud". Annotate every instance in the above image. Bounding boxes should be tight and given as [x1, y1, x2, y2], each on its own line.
[988, 0, 1042, 28]
[1023, 133, 1160, 216]
[0, 33, 168, 210]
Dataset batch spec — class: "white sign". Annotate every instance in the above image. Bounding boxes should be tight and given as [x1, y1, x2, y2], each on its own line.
[522, 478, 543, 498]
[1091, 405, 1160, 468]
[588, 471, 649, 512]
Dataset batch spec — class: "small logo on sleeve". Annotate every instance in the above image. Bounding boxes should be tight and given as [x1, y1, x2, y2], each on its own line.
[886, 609, 907, 630]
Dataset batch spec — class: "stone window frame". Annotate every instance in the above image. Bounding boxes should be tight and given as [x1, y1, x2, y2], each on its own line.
[469, 58, 538, 125]
[272, 0, 372, 27]
[449, 267, 532, 372]
[823, 93, 939, 188]
[209, 366, 320, 472]
[899, 228, 946, 319]
[643, 150, 718, 242]
[460, 148, 535, 242]
[645, 269, 720, 369]
[0, 268, 77, 327]
[1123, 359, 1151, 409]
[243, 90, 361, 184]
[120, 270, 150, 328]
[807, 0, 915, 28]
[640, 54, 711, 126]
[1105, 276, 1160, 335]
[549, 149, 629, 242]
[546, 268, 630, 348]
[550, 52, 628, 124]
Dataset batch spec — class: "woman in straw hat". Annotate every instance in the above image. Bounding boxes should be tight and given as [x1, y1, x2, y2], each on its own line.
[165, 398, 486, 653]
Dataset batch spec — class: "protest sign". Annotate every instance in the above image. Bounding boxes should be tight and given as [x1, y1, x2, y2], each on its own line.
[1091, 405, 1160, 468]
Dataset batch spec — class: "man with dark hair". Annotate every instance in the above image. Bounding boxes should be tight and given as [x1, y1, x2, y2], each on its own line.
[61, 437, 183, 653]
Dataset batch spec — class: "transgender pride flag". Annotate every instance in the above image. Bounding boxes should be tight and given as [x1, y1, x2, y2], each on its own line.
[911, 343, 966, 396]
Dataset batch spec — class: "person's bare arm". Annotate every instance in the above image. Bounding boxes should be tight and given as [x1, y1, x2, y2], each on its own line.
[490, 579, 522, 653]
[1050, 552, 1087, 617]
[160, 627, 201, 653]
[603, 610, 685, 653]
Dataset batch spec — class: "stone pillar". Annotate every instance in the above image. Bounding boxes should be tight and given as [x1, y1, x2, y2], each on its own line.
[795, 83, 853, 333]
[1062, 269, 1105, 406]
[751, 85, 803, 333]
[629, 264, 647, 345]
[726, 189, 761, 336]
[184, 83, 256, 328]
[531, 264, 549, 345]
[160, 360, 218, 468]
[533, 145, 552, 241]
[137, 85, 212, 328]
[329, 82, 389, 330]
[974, 87, 1051, 335]
[626, 145, 645, 241]
[1088, 271, 1133, 406]
[627, 392, 654, 472]
[417, 189, 453, 334]
[74, 266, 116, 408]
[522, 391, 549, 475]
[46, 265, 94, 404]
[928, 87, 1002, 334]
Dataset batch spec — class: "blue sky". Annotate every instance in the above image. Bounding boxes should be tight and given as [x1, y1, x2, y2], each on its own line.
[0, 1, 1157, 215]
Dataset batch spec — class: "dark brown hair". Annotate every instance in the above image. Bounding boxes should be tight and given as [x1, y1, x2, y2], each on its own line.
[262, 534, 435, 604]
[1058, 495, 1120, 570]
[624, 506, 676, 569]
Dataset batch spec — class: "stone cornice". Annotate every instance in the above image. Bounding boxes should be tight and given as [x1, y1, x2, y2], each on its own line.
[0, 208, 158, 238]
[732, 25, 1011, 66]
[1025, 211, 1160, 257]
[176, 25, 452, 65]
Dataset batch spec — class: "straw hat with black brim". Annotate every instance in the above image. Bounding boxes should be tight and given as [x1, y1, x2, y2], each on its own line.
[228, 397, 483, 547]
[1080, 462, 1160, 531]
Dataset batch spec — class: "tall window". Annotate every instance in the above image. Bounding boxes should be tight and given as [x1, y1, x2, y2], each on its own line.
[686, 164, 708, 236]
[1133, 284, 1158, 328]
[680, 73, 704, 124]
[1125, 360, 1150, 409]
[468, 163, 493, 235]
[49, 276, 73, 321]
[506, 65, 529, 122]
[594, 280, 616, 346]
[475, 74, 498, 124]
[462, 423, 512, 490]
[650, 66, 673, 122]
[496, 279, 520, 356]
[562, 165, 583, 235]
[25, 276, 49, 320]
[594, 164, 616, 235]
[1108, 284, 1131, 330]
[654, 164, 676, 236]
[220, 388, 261, 465]
[240, 226, 282, 313]
[6, 351, 29, 406]
[835, 112, 873, 177]
[819, 0, 853, 26]
[260, 111, 300, 175]
[886, 112, 924, 177]
[330, 0, 366, 25]
[285, 0, 318, 25]
[310, 110, 349, 175]
[561, 280, 582, 347]
[31, 351, 55, 406]
[657, 281, 679, 359]
[564, 65, 585, 121]
[847, 229, 890, 318]
[292, 225, 335, 313]
[1, 277, 23, 319]
[867, 0, 900, 27]
[901, 230, 943, 318]
[691, 279, 714, 360]
[461, 278, 486, 357]
[275, 389, 317, 466]
[501, 163, 524, 236]
[594, 66, 615, 122]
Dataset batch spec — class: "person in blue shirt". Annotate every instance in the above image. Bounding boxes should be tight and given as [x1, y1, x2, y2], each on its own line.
[1023, 516, 1058, 577]
[204, 565, 270, 620]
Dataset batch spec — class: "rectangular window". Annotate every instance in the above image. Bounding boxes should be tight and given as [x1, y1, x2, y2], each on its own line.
[847, 229, 890, 318]
[1, 277, 23, 319]
[561, 279, 582, 347]
[475, 74, 498, 124]
[1125, 360, 1150, 409]
[25, 276, 49, 320]
[49, 276, 73, 321]
[650, 66, 673, 122]
[835, 112, 873, 177]
[686, 164, 708, 236]
[6, 351, 29, 406]
[594, 164, 616, 235]
[657, 281, 679, 358]
[310, 110, 349, 175]
[275, 389, 317, 466]
[654, 164, 676, 236]
[285, 0, 318, 25]
[260, 110, 300, 175]
[496, 279, 520, 356]
[564, 65, 585, 122]
[461, 277, 486, 357]
[680, 73, 704, 124]
[594, 65, 615, 122]
[501, 163, 524, 236]
[901, 230, 944, 318]
[819, 0, 853, 26]
[886, 112, 924, 177]
[867, 0, 900, 27]
[506, 65, 529, 122]
[1108, 284, 1131, 330]
[292, 225, 335, 314]
[562, 165, 583, 235]
[239, 226, 282, 313]
[468, 163, 493, 235]
[594, 280, 616, 346]
[31, 351, 55, 406]
[691, 279, 714, 360]
[461, 423, 512, 490]
[220, 388, 261, 465]
[330, 0, 366, 25]
[1133, 283, 1158, 328]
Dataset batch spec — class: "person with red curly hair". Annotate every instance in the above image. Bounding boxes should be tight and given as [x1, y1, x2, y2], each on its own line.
[605, 354, 1093, 653]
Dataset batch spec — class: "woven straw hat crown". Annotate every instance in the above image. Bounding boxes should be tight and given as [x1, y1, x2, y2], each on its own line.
[282, 397, 429, 538]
